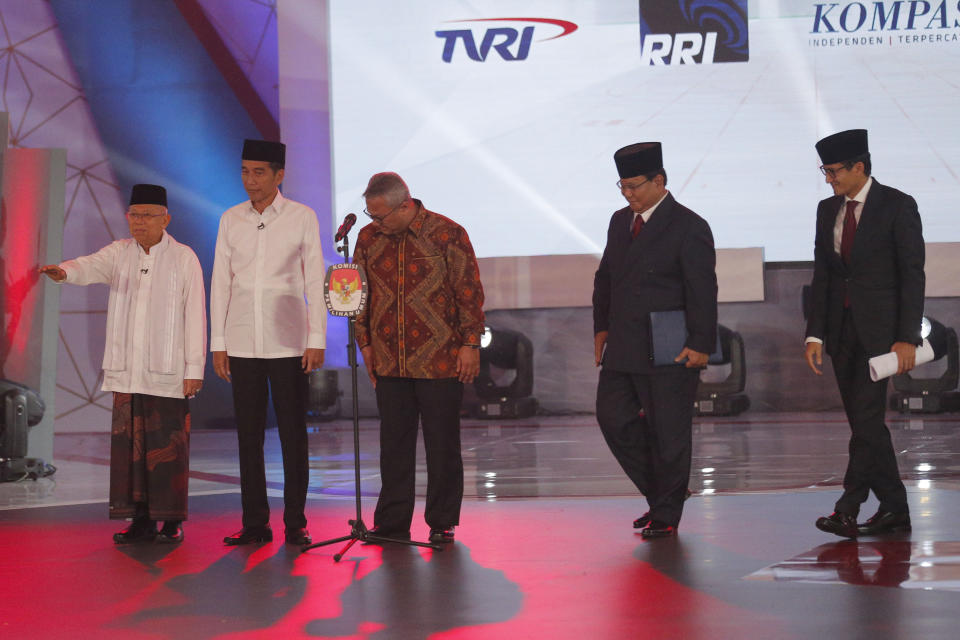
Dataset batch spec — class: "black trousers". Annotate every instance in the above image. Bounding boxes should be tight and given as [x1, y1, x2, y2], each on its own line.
[373, 377, 464, 532]
[596, 367, 700, 527]
[229, 356, 309, 530]
[831, 310, 908, 517]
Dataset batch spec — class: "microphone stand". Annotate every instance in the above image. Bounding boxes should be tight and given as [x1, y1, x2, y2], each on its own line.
[302, 233, 441, 560]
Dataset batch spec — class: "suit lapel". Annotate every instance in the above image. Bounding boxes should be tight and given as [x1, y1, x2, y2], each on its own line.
[821, 195, 846, 273]
[628, 192, 677, 263]
[852, 179, 884, 263]
[610, 195, 675, 278]
[639, 192, 676, 238]
[606, 208, 633, 278]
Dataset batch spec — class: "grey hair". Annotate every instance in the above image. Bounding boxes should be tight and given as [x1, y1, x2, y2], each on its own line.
[363, 172, 410, 206]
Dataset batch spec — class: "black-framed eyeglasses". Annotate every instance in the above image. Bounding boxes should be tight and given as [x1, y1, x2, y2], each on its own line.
[616, 179, 649, 192]
[818, 164, 848, 178]
[363, 199, 407, 222]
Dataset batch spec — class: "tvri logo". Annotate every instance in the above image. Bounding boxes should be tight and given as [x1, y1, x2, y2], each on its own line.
[435, 17, 577, 62]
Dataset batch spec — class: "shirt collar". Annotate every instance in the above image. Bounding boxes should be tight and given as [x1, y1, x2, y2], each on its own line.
[138, 230, 169, 256]
[633, 190, 670, 222]
[406, 199, 427, 237]
[247, 190, 285, 217]
[846, 176, 873, 205]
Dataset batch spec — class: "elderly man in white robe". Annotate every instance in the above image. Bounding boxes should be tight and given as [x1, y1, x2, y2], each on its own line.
[40, 184, 206, 544]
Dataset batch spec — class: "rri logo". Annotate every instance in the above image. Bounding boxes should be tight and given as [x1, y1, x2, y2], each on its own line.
[436, 17, 578, 62]
[639, 1, 749, 65]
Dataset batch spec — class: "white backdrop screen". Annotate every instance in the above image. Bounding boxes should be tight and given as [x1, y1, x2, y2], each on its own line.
[329, 1, 960, 261]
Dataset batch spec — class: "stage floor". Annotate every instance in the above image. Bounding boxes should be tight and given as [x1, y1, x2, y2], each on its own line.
[2, 411, 960, 639]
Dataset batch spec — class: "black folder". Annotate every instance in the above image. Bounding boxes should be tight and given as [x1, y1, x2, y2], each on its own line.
[649, 310, 722, 366]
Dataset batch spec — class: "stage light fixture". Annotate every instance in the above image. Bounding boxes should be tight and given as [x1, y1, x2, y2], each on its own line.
[694, 325, 751, 416]
[0, 379, 55, 482]
[307, 369, 341, 420]
[469, 326, 538, 419]
[890, 316, 960, 413]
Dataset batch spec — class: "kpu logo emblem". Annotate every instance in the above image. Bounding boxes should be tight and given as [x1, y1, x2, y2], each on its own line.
[436, 18, 578, 62]
[639, 1, 749, 65]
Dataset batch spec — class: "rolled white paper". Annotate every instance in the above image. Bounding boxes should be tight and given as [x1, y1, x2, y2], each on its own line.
[868, 339, 935, 382]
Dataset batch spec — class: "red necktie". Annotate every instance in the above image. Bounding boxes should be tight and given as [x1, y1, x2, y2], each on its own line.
[631, 214, 644, 238]
[840, 200, 858, 264]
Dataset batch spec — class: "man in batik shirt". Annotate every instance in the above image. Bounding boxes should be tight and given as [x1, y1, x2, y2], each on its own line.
[355, 172, 485, 544]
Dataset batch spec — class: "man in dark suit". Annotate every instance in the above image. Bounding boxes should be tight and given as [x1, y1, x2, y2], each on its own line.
[593, 142, 718, 539]
[805, 129, 925, 538]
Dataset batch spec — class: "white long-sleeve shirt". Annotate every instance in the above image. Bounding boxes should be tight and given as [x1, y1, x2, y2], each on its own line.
[210, 191, 326, 357]
[61, 232, 207, 399]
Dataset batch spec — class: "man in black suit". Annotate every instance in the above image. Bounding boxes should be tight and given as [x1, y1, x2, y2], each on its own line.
[805, 129, 924, 538]
[593, 142, 718, 539]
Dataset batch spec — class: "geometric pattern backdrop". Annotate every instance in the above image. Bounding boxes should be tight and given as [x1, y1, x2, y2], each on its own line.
[0, 0, 278, 432]
[1, 1, 125, 429]
[197, 0, 279, 123]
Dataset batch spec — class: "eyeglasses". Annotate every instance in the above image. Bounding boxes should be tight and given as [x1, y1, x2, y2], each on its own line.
[363, 199, 407, 222]
[125, 212, 166, 221]
[616, 179, 649, 192]
[818, 164, 848, 179]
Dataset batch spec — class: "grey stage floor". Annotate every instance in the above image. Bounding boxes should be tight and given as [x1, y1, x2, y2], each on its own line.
[2, 411, 960, 639]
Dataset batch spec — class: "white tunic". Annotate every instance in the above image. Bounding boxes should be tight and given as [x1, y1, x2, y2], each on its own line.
[209, 191, 327, 358]
[61, 232, 207, 399]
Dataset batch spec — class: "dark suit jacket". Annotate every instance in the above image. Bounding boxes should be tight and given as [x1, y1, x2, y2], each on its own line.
[805, 179, 925, 357]
[593, 193, 718, 374]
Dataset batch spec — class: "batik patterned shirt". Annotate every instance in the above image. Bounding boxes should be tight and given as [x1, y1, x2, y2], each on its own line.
[354, 201, 485, 379]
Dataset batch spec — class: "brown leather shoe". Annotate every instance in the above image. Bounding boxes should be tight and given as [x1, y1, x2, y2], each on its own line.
[857, 510, 911, 536]
[816, 512, 858, 538]
[223, 526, 273, 545]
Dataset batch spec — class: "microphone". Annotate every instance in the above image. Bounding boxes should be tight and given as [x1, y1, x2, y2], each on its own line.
[257, 222, 265, 230]
[335, 213, 357, 242]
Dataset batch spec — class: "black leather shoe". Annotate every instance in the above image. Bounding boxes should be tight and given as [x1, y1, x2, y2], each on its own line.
[285, 527, 312, 545]
[157, 521, 184, 544]
[113, 519, 157, 544]
[640, 521, 677, 539]
[429, 527, 456, 543]
[816, 512, 858, 538]
[632, 489, 691, 528]
[857, 510, 911, 536]
[223, 526, 273, 545]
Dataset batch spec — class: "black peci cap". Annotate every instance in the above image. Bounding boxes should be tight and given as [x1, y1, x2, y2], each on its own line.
[129, 184, 167, 207]
[614, 142, 663, 179]
[816, 129, 868, 165]
[242, 139, 286, 167]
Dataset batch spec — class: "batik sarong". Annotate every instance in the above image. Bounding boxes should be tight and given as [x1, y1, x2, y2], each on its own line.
[109, 392, 190, 521]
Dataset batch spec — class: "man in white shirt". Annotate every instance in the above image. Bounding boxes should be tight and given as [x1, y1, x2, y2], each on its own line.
[211, 139, 326, 546]
[805, 129, 924, 538]
[40, 184, 206, 544]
